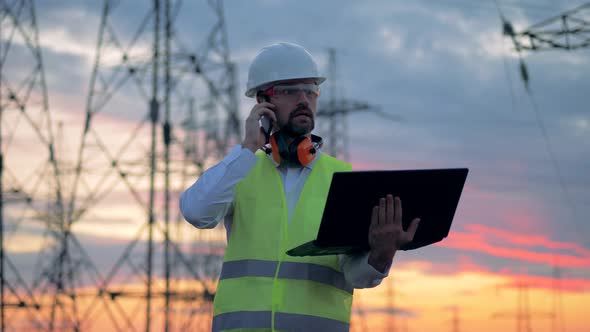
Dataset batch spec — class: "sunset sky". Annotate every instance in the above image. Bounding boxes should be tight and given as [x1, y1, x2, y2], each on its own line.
[3, 0, 589, 331]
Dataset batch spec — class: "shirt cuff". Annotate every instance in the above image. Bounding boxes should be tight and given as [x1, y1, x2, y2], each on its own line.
[339, 252, 391, 289]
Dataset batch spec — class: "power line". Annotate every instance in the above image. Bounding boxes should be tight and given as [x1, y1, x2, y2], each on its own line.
[495, 0, 587, 243]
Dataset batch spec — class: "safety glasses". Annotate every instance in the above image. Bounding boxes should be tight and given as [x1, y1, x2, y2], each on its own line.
[263, 83, 320, 100]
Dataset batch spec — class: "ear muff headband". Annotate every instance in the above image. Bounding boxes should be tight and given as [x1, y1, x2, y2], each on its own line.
[270, 134, 282, 164]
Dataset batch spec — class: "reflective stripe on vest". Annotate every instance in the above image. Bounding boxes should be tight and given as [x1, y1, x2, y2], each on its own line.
[219, 259, 353, 294]
[212, 311, 350, 332]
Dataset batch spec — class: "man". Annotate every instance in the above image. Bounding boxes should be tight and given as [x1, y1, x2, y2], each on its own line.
[180, 42, 420, 332]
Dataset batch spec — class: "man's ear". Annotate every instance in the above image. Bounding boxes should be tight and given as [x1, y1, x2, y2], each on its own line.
[257, 92, 270, 104]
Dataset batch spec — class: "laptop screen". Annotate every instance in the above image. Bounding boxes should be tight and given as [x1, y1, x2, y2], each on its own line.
[315, 168, 468, 251]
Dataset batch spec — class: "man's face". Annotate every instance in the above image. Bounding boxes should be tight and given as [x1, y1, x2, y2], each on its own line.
[264, 78, 319, 138]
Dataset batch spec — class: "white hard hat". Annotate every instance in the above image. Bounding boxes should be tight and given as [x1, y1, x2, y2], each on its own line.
[245, 42, 326, 97]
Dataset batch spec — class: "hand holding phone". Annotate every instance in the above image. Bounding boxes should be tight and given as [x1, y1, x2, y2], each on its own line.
[243, 94, 276, 152]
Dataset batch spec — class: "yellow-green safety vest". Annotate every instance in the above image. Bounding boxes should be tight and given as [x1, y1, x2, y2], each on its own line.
[213, 152, 353, 332]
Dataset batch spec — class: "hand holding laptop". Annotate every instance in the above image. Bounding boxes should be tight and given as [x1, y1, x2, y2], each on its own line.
[368, 195, 420, 272]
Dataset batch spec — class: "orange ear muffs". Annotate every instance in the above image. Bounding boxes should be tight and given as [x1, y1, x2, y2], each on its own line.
[296, 137, 315, 166]
[267, 132, 323, 167]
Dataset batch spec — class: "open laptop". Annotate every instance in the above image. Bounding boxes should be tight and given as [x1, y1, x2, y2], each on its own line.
[286, 168, 469, 256]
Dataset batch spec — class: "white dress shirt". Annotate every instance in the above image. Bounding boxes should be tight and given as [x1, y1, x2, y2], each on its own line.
[180, 144, 390, 288]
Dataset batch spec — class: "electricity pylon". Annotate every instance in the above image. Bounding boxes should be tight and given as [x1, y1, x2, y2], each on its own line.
[499, 2, 590, 89]
[491, 281, 554, 332]
[448, 306, 460, 332]
[61, 1, 240, 331]
[503, 3, 590, 52]
[551, 262, 565, 332]
[317, 48, 401, 162]
[0, 0, 72, 331]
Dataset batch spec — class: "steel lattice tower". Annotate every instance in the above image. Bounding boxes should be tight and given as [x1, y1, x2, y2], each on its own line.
[317, 48, 399, 162]
[59, 0, 240, 331]
[499, 2, 590, 91]
[491, 281, 554, 332]
[0, 0, 88, 331]
[503, 3, 590, 52]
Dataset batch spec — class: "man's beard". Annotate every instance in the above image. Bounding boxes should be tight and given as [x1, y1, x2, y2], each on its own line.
[281, 105, 315, 137]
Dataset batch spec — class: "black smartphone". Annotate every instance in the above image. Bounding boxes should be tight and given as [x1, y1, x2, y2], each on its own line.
[258, 94, 273, 139]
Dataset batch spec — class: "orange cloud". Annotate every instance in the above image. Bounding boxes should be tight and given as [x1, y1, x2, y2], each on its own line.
[466, 224, 590, 257]
[440, 230, 590, 268]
